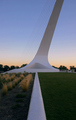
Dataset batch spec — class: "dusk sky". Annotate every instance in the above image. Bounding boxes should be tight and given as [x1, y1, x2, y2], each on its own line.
[0, 0, 76, 69]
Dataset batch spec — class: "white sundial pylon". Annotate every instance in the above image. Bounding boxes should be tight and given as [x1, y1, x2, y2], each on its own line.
[7, 0, 64, 73]
[22, 0, 64, 73]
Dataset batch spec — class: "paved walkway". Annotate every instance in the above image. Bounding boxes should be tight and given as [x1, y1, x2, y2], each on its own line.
[27, 72, 47, 120]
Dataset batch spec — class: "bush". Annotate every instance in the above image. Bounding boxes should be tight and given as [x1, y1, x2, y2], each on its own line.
[19, 74, 33, 91]
[2, 83, 7, 95]
[11, 74, 15, 81]
[23, 72, 27, 77]
[16, 72, 22, 77]
[12, 81, 16, 88]
[7, 82, 13, 90]
[20, 74, 24, 80]
[13, 78, 19, 85]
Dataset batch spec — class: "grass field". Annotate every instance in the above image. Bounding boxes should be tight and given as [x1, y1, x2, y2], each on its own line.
[38, 72, 76, 120]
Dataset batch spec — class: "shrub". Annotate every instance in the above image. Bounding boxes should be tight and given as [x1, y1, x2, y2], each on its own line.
[2, 83, 7, 95]
[5, 76, 11, 82]
[0, 74, 1, 78]
[19, 74, 33, 91]
[0, 77, 3, 89]
[19, 79, 27, 91]
[1, 74, 11, 82]
[20, 74, 24, 80]
[23, 72, 27, 77]
[13, 78, 19, 85]
[16, 72, 21, 77]
[12, 81, 16, 88]
[27, 74, 33, 81]
[1, 74, 6, 80]
[7, 82, 13, 90]
[11, 74, 15, 81]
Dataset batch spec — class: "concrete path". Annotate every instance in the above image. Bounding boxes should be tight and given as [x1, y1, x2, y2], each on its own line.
[27, 72, 47, 120]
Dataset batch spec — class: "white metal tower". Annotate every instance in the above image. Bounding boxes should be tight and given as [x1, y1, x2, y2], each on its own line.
[8, 0, 64, 73]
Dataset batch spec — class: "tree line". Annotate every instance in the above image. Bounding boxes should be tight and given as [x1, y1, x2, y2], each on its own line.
[59, 65, 76, 72]
[0, 64, 76, 73]
[53, 65, 76, 72]
[0, 64, 27, 73]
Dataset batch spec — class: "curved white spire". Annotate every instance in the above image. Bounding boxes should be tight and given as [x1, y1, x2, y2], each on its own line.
[24, 0, 64, 72]
[36, 0, 64, 56]
[7, 0, 64, 73]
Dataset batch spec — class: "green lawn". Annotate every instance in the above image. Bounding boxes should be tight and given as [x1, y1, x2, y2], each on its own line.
[38, 72, 76, 120]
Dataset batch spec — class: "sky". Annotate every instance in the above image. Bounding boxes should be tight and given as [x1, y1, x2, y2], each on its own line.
[0, 0, 76, 69]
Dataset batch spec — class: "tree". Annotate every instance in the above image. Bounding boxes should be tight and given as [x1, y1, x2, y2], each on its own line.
[75, 68, 76, 72]
[10, 65, 15, 70]
[20, 64, 27, 68]
[70, 66, 75, 70]
[59, 65, 68, 71]
[52, 65, 58, 69]
[3, 65, 9, 72]
[15, 66, 19, 69]
[0, 64, 3, 72]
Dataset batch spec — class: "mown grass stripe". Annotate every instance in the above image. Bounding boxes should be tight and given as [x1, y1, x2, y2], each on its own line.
[39, 72, 76, 120]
